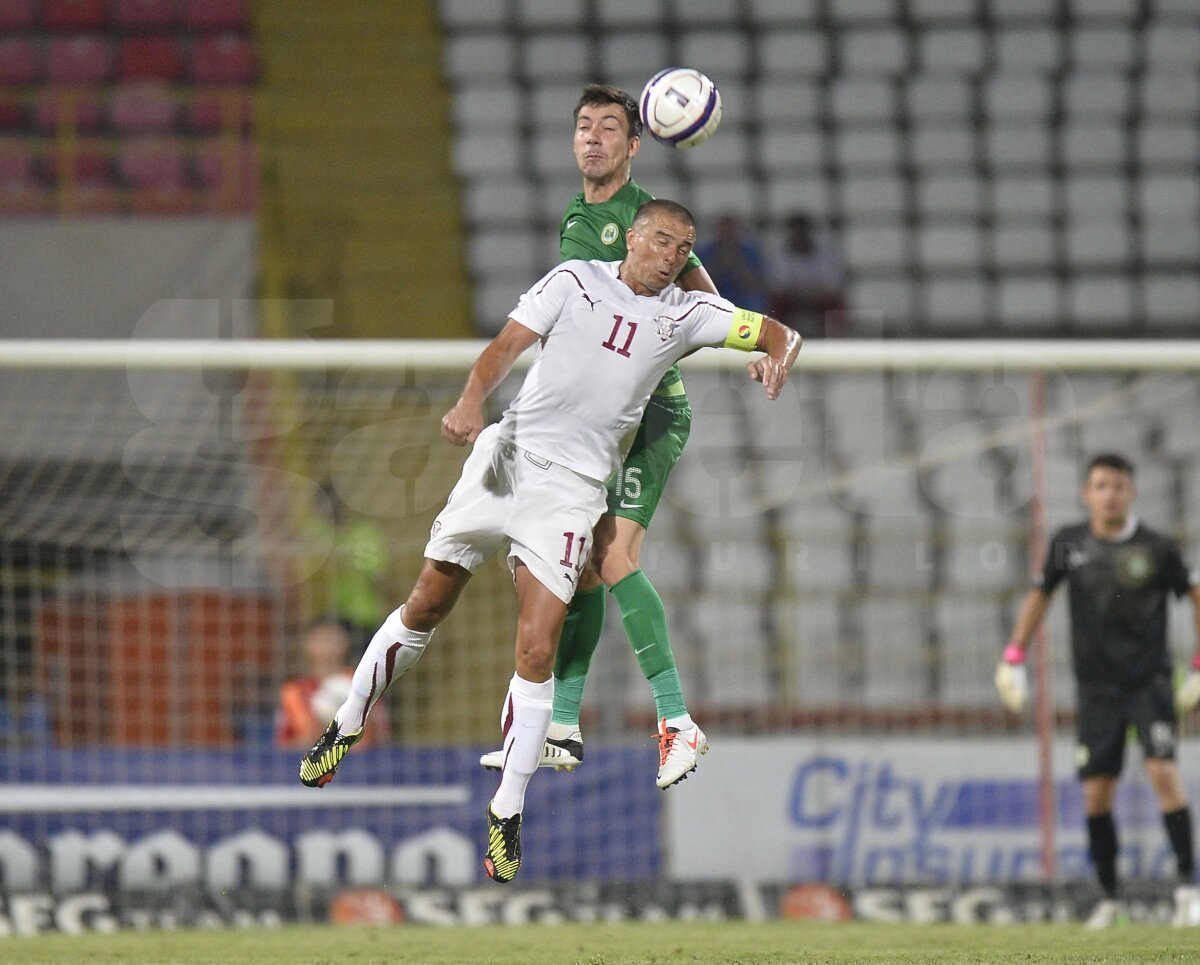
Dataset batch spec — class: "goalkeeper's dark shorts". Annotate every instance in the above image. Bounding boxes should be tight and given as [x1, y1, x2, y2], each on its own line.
[604, 394, 691, 530]
[1075, 675, 1177, 779]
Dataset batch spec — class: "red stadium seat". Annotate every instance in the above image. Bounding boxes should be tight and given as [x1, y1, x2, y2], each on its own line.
[191, 34, 257, 84]
[0, 91, 26, 131]
[117, 35, 184, 81]
[46, 35, 112, 84]
[42, 139, 111, 185]
[131, 183, 195, 215]
[109, 81, 177, 133]
[181, 0, 249, 31]
[117, 136, 186, 189]
[0, 0, 36, 31]
[63, 180, 122, 215]
[43, 0, 107, 30]
[0, 180, 51, 215]
[110, 0, 177, 31]
[195, 137, 256, 212]
[0, 37, 40, 85]
[34, 86, 105, 132]
[0, 141, 35, 183]
[186, 86, 252, 133]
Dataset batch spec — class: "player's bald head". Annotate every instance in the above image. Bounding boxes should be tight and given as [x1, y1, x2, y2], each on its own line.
[631, 199, 695, 234]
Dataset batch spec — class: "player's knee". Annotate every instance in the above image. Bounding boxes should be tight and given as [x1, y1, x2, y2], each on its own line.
[402, 588, 453, 631]
[514, 636, 556, 679]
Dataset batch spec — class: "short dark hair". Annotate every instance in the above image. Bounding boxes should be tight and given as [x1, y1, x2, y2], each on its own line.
[573, 84, 642, 139]
[631, 198, 695, 232]
[1086, 452, 1135, 479]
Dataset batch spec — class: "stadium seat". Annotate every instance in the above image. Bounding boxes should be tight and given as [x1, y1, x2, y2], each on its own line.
[831, 78, 895, 123]
[117, 136, 186, 189]
[1145, 22, 1200, 66]
[932, 596, 1005, 707]
[905, 75, 972, 120]
[1065, 74, 1130, 118]
[1071, 26, 1136, 67]
[923, 278, 988, 332]
[843, 223, 907, 270]
[1144, 275, 1200, 327]
[997, 276, 1060, 329]
[841, 173, 905, 218]
[835, 128, 901, 172]
[1137, 122, 1199, 168]
[43, 0, 106, 30]
[918, 175, 984, 217]
[467, 227, 541, 275]
[991, 224, 1054, 269]
[985, 123, 1051, 168]
[194, 137, 257, 211]
[595, 0, 661, 28]
[519, 35, 589, 82]
[1140, 72, 1200, 119]
[437, 0, 506, 29]
[1066, 220, 1130, 268]
[180, 0, 250, 31]
[0, 178, 50, 215]
[109, 82, 177, 134]
[692, 597, 772, 707]
[759, 128, 824, 173]
[442, 35, 515, 81]
[763, 176, 832, 219]
[919, 225, 983, 271]
[0, 0, 35, 30]
[839, 27, 907, 74]
[191, 34, 257, 84]
[46, 35, 112, 84]
[678, 32, 752, 79]
[34, 86, 105, 132]
[598, 32, 667, 77]
[111, 0, 177, 31]
[0, 141, 34, 184]
[780, 596, 846, 710]
[0, 37, 38, 85]
[919, 26, 986, 72]
[911, 124, 975, 169]
[1140, 216, 1200, 266]
[994, 26, 1061, 70]
[758, 30, 829, 76]
[41, 139, 110, 185]
[859, 599, 930, 709]
[185, 87, 253, 134]
[452, 84, 521, 131]
[984, 76, 1053, 121]
[0, 92, 24, 131]
[1068, 278, 1132, 328]
[755, 78, 820, 126]
[117, 36, 184, 81]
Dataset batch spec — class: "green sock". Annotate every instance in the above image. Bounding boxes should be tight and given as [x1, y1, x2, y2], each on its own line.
[552, 583, 605, 725]
[610, 569, 687, 720]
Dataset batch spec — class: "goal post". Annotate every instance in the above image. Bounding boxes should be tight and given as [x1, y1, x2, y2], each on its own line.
[1, 337, 1198, 902]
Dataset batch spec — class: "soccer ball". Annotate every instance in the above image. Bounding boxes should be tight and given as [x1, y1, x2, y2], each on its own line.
[638, 67, 722, 149]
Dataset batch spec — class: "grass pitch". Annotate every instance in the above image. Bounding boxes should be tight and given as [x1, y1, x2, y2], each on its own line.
[4, 920, 1199, 965]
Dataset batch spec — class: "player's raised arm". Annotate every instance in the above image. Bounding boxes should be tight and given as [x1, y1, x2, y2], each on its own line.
[747, 315, 801, 401]
[441, 320, 540, 446]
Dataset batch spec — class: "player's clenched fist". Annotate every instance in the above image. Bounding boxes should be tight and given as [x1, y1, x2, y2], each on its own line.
[994, 643, 1028, 714]
[441, 401, 484, 446]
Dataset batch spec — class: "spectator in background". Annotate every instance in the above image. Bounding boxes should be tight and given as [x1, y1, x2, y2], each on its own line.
[695, 212, 770, 314]
[769, 211, 848, 338]
[304, 483, 390, 656]
[275, 619, 384, 749]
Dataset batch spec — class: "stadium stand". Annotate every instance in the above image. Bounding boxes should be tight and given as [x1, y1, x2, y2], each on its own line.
[436, 0, 1200, 338]
[0, 0, 257, 215]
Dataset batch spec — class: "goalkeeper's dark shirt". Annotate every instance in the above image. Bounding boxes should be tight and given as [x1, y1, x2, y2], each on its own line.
[1037, 520, 1195, 690]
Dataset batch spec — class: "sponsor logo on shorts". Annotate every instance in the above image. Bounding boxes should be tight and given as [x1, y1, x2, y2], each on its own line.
[430, 521, 442, 538]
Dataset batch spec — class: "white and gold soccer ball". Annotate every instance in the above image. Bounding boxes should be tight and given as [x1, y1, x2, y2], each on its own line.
[638, 67, 723, 149]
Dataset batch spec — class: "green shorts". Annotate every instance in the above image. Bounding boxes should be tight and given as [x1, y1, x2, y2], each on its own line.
[605, 396, 692, 529]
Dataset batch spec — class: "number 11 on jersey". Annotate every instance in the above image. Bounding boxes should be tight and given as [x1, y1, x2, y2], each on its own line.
[601, 315, 638, 358]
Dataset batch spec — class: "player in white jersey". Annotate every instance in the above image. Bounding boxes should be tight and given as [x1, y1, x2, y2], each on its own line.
[299, 199, 801, 883]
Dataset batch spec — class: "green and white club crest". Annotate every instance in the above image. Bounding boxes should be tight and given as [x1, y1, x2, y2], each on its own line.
[601, 222, 620, 245]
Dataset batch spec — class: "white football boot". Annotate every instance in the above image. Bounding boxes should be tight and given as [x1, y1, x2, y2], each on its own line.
[655, 718, 708, 789]
[1171, 884, 1200, 927]
[1083, 898, 1125, 929]
[479, 721, 583, 772]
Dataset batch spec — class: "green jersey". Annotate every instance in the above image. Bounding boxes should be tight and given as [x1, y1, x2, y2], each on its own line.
[559, 180, 701, 397]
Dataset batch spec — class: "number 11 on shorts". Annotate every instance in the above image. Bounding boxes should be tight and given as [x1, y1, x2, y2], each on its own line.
[559, 531, 588, 575]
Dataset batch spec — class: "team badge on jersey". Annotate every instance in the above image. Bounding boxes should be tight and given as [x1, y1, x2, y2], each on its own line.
[654, 315, 679, 341]
[600, 222, 620, 245]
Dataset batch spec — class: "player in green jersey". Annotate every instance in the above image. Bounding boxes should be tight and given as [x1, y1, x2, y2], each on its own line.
[481, 84, 721, 788]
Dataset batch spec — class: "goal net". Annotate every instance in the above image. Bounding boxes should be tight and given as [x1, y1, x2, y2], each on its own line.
[1, 339, 1198, 920]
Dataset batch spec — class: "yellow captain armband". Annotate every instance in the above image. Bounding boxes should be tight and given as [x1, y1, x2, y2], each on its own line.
[723, 307, 764, 351]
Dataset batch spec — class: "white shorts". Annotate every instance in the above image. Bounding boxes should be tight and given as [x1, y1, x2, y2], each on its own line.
[424, 424, 607, 604]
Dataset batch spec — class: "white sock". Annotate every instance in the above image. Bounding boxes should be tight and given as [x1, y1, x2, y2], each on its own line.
[664, 714, 695, 732]
[334, 606, 433, 733]
[491, 673, 553, 818]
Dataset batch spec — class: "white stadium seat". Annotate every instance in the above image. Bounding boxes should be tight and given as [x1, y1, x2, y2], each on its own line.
[839, 28, 908, 75]
[919, 27, 987, 73]
[679, 33, 753, 78]
[515, 0, 585, 28]
[906, 75, 972, 119]
[759, 30, 830, 76]
[1065, 222, 1130, 268]
[994, 27, 1061, 70]
[991, 224, 1054, 269]
[598, 33, 668, 78]
[443, 35, 515, 81]
[923, 279, 988, 332]
[984, 76, 1053, 121]
[1068, 278, 1134, 328]
[1070, 26, 1137, 68]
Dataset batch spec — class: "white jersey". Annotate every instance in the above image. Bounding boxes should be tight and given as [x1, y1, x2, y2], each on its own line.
[502, 259, 762, 481]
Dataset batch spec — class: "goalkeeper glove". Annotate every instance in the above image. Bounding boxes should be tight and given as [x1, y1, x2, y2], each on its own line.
[1177, 654, 1200, 715]
[995, 643, 1028, 714]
